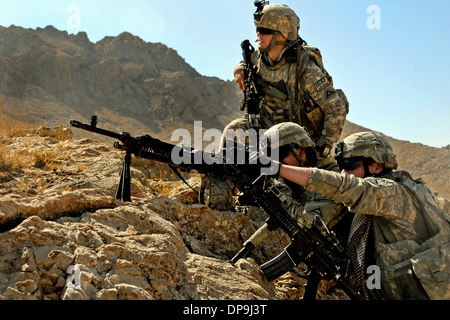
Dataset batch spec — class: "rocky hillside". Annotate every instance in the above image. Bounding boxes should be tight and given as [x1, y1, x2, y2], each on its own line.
[0, 128, 448, 301]
[0, 126, 349, 300]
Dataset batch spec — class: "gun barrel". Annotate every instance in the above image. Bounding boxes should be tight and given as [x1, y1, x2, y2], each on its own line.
[70, 119, 122, 140]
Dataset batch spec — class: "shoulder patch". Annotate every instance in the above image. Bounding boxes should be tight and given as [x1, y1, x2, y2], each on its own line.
[314, 76, 330, 92]
[326, 90, 336, 98]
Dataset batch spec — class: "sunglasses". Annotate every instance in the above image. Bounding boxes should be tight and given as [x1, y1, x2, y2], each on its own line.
[338, 158, 363, 171]
[256, 27, 275, 35]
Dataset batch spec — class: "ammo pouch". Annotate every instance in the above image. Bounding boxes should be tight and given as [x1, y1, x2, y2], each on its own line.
[304, 88, 349, 137]
[199, 173, 234, 211]
[379, 241, 449, 300]
[305, 102, 324, 137]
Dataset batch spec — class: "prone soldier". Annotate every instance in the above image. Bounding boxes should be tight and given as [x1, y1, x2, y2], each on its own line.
[277, 131, 450, 299]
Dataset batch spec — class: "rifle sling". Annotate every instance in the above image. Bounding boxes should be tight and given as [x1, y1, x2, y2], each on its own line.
[169, 164, 199, 196]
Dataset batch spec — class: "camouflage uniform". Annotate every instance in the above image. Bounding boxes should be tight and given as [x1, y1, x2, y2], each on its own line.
[305, 132, 450, 299]
[228, 48, 347, 150]
[202, 4, 348, 210]
[226, 4, 348, 158]
[271, 177, 349, 232]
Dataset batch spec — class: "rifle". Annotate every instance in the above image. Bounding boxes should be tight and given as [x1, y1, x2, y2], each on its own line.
[239, 0, 271, 130]
[240, 40, 291, 130]
[229, 174, 364, 300]
[241, 40, 263, 130]
[70, 116, 363, 300]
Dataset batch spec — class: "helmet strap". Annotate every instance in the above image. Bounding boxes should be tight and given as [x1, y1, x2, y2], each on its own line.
[260, 31, 284, 53]
[289, 144, 306, 167]
[362, 158, 373, 178]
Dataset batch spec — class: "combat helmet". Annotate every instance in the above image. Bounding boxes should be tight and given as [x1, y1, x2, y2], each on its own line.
[335, 131, 398, 169]
[254, 4, 300, 41]
[260, 122, 318, 167]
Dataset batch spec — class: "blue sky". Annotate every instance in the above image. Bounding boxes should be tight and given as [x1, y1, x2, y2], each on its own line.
[0, 0, 449, 147]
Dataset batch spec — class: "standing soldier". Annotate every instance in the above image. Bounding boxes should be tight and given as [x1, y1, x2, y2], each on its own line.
[201, 2, 348, 210]
[230, 2, 348, 164]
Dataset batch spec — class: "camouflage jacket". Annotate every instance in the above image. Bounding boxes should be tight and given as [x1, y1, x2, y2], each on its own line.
[273, 177, 349, 230]
[305, 168, 450, 300]
[235, 42, 347, 148]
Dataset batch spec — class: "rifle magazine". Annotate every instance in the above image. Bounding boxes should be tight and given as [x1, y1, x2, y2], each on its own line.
[260, 245, 298, 282]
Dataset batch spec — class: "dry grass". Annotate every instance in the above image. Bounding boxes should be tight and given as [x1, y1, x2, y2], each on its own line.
[150, 170, 176, 197]
[0, 104, 68, 193]
[0, 108, 30, 175]
[0, 110, 30, 139]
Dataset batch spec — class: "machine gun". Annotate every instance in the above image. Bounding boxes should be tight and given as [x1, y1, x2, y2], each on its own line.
[70, 116, 264, 201]
[70, 116, 363, 300]
[70, 116, 180, 202]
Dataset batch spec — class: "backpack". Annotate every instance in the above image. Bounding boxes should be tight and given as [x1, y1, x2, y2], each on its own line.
[295, 45, 349, 136]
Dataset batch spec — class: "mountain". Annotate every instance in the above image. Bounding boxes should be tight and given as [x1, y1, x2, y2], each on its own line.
[0, 25, 241, 139]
